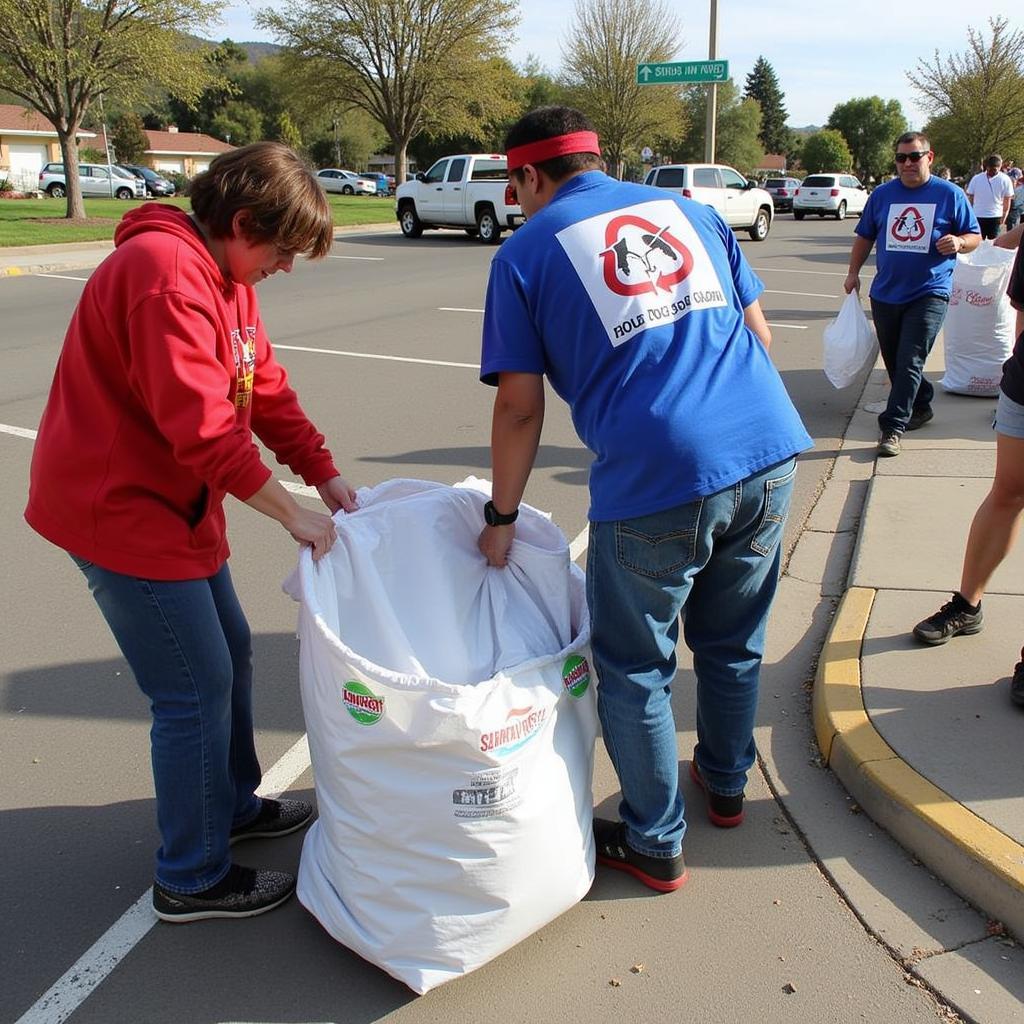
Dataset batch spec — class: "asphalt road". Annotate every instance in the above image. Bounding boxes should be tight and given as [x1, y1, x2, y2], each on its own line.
[2, 214, 963, 1024]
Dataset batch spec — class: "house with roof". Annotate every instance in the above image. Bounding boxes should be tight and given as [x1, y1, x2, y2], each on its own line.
[142, 127, 234, 177]
[0, 104, 96, 189]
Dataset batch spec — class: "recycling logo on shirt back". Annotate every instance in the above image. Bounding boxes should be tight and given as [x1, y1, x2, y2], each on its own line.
[598, 214, 694, 296]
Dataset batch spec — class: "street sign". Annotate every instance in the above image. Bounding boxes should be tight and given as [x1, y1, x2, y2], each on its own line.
[640, 146, 654, 162]
[636, 60, 729, 85]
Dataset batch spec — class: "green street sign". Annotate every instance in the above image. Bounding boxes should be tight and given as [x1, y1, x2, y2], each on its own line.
[636, 60, 729, 85]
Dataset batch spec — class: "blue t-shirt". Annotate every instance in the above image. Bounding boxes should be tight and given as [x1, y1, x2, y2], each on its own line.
[855, 177, 979, 304]
[480, 171, 812, 522]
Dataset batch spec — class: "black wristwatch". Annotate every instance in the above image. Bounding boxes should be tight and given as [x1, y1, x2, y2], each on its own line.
[483, 500, 519, 526]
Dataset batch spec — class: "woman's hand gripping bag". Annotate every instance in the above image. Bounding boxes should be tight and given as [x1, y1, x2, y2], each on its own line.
[283, 479, 597, 994]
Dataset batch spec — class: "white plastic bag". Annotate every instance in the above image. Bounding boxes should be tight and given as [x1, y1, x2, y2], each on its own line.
[284, 478, 597, 994]
[823, 291, 877, 389]
[940, 243, 1016, 396]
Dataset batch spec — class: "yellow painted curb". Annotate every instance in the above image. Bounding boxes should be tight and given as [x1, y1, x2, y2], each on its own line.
[815, 586, 1024, 897]
[0, 266, 24, 277]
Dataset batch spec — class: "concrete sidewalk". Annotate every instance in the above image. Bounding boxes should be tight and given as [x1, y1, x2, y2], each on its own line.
[0, 222, 398, 278]
[814, 337, 1024, 942]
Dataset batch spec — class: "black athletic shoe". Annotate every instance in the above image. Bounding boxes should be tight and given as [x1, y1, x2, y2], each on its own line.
[689, 759, 745, 828]
[913, 594, 984, 645]
[593, 818, 687, 893]
[230, 798, 314, 845]
[906, 407, 934, 431]
[1011, 660, 1024, 708]
[153, 864, 295, 923]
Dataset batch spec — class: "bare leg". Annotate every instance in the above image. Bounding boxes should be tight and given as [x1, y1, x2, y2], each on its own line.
[959, 431, 1024, 604]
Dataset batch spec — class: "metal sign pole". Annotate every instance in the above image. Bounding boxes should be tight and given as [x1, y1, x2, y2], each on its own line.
[704, 0, 718, 164]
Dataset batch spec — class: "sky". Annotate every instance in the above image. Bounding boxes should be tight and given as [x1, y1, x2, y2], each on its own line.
[208, 0, 1004, 130]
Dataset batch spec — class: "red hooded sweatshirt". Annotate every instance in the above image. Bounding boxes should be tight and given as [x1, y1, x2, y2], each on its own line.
[25, 204, 339, 580]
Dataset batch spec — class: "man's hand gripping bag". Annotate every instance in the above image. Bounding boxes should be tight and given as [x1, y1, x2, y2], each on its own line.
[284, 479, 597, 994]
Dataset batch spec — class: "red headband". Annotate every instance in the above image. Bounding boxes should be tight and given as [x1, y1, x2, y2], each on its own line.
[506, 131, 601, 172]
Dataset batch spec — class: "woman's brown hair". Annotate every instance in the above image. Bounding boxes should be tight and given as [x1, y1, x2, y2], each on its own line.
[188, 141, 334, 259]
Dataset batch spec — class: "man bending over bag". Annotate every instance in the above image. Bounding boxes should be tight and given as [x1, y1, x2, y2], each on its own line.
[477, 106, 811, 892]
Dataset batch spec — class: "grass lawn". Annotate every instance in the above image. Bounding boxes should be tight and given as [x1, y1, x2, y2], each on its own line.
[0, 194, 396, 247]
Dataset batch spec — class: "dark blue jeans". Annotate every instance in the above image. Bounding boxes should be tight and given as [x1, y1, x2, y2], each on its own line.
[70, 556, 262, 893]
[585, 458, 796, 857]
[870, 294, 949, 435]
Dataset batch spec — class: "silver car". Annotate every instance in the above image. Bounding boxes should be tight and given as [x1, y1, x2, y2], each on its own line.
[40, 162, 146, 199]
[315, 168, 377, 196]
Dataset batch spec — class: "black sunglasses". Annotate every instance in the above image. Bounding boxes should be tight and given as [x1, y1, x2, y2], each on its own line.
[895, 151, 929, 164]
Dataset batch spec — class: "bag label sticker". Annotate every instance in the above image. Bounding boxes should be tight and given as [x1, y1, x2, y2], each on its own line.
[453, 766, 521, 819]
[342, 680, 385, 725]
[562, 655, 591, 698]
[883, 203, 936, 253]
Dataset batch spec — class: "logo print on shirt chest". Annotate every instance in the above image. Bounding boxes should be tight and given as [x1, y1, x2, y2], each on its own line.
[231, 327, 256, 408]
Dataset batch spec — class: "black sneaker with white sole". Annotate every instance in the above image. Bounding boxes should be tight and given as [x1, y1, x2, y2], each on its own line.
[912, 593, 984, 645]
[153, 864, 295, 922]
[230, 798, 314, 845]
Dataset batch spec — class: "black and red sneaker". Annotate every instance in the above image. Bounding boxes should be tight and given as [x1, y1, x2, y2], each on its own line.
[689, 759, 745, 828]
[593, 818, 687, 893]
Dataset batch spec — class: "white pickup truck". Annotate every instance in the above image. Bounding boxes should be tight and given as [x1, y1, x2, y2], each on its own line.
[395, 154, 523, 244]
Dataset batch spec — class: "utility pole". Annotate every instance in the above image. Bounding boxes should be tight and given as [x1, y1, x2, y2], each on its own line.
[703, 0, 718, 163]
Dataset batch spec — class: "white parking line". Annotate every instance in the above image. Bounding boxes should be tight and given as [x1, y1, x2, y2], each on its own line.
[14, 735, 314, 1024]
[38, 274, 90, 282]
[275, 343, 476, 369]
[0, 422, 37, 439]
[765, 322, 809, 330]
[439, 306, 484, 313]
[764, 289, 837, 299]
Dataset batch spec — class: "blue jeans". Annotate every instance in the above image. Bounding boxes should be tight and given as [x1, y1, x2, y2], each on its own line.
[870, 294, 949, 435]
[70, 556, 262, 893]
[585, 458, 796, 858]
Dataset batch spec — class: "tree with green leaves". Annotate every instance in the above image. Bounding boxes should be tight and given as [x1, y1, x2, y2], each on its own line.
[112, 112, 150, 163]
[827, 97, 907, 183]
[743, 56, 788, 155]
[800, 129, 853, 173]
[258, 0, 519, 185]
[0, 0, 219, 218]
[560, 0, 685, 180]
[913, 17, 1024, 173]
[677, 79, 763, 174]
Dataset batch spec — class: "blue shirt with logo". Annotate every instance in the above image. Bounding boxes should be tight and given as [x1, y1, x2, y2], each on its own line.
[855, 177, 979, 304]
[480, 171, 811, 522]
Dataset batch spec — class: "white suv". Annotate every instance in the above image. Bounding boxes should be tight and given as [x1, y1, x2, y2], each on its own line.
[793, 173, 868, 221]
[643, 163, 774, 240]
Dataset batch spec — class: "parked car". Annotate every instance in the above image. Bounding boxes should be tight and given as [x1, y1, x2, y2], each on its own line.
[362, 172, 393, 197]
[315, 168, 377, 196]
[762, 176, 802, 212]
[117, 163, 176, 197]
[394, 153, 523, 244]
[643, 163, 774, 240]
[793, 173, 868, 221]
[39, 161, 146, 199]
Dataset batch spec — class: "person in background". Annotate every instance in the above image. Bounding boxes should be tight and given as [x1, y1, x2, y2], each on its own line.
[25, 142, 358, 922]
[1006, 175, 1024, 233]
[845, 132, 980, 458]
[967, 155, 1014, 239]
[477, 105, 811, 893]
[913, 223, 1024, 707]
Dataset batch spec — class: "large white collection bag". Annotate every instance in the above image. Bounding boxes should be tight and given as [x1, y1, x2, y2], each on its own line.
[941, 243, 1017, 396]
[283, 478, 598, 994]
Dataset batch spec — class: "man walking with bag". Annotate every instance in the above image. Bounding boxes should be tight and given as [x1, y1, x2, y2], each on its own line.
[845, 132, 979, 457]
[477, 106, 811, 892]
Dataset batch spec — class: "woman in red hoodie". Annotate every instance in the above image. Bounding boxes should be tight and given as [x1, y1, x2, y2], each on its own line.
[25, 142, 356, 922]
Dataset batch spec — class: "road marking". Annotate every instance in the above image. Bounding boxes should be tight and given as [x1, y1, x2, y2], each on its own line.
[764, 289, 837, 299]
[1, 422, 37, 439]
[325, 255, 385, 261]
[282, 480, 319, 499]
[38, 274, 90, 282]
[752, 266, 873, 279]
[275, 344, 476, 369]
[439, 306, 484, 313]
[569, 524, 589, 563]
[13, 734, 314, 1024]
[765, 322, 809, 330]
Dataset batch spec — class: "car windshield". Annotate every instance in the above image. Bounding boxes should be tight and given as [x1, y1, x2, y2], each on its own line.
[802, 176, 837, 187]
[765, 179, 786, 188]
